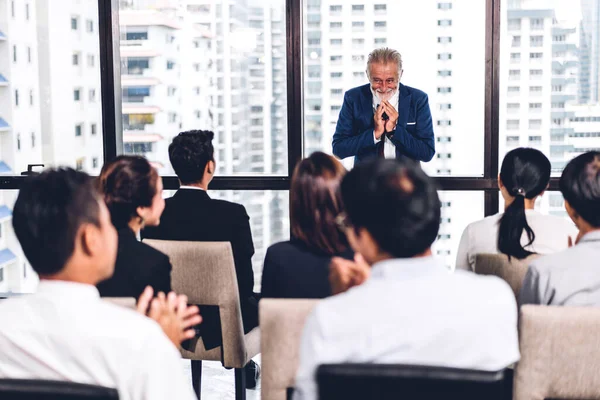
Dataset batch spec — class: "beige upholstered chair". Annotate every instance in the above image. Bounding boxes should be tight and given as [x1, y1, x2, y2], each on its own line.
[101, 297, 136, 310]
[144, 240, 260, 400]
[260, 299, 319, 400]
[474, 253, 538, 298]
[515, 305, 600, 400]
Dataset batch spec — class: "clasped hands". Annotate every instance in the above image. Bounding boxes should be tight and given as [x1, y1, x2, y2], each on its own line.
[374, 100, 399, 140]
[137, 286, 202, 347]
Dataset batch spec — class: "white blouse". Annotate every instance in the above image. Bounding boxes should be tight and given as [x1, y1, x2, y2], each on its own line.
[455, 210, 579, 271]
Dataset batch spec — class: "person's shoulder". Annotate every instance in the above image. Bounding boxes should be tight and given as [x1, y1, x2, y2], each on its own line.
[128, 239, 170, 265]
[210, 198, 248, 216]
[454, 270, 516, 304]
[529, 246, 579, 274]
[465, 214, 502, 233]
[96, 301, 177, 351]
[267, 240, 304, 256]
[402, 84, 428, 99]
[309, 284, 366, 330]
[345, 83, 370, 98]
[532, 213, 577, 231]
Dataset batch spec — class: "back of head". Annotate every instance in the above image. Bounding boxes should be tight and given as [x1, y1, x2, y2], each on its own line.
[559, 151, 600, 227]
[340, 159, 440, 258]
[290, 152, 348, 255]
[12, 168, 101, 276]
[97, 155, 158, 229]
[498, 147, 551, 259]
[169, 130, 215, 185]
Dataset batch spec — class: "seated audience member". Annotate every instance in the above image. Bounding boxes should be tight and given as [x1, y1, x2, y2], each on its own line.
[142, 130, 260, 386]
[456, 147, 577, 271]
[520, 151, 600, 306]
[261, 152, 352, 299]
[96, 156, 171, 299]
[293, 159, 519, 400]
[0, 168, 199, 400]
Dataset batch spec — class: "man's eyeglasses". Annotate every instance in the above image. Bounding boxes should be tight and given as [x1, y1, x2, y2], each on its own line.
[335, 213, 352, 231]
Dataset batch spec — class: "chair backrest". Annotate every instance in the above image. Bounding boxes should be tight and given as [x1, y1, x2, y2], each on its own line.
[515, 305, 600, 400]
[101, 297, 136, 310]
[143, 240, 246, 365]
[260, 298, 319, 400]
[474, 253, 538, 297]
[0, 379, 119, 400]
[317, 364, 510, 400]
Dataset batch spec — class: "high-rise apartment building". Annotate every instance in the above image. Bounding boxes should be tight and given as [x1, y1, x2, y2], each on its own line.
[120, 0, 289, 288]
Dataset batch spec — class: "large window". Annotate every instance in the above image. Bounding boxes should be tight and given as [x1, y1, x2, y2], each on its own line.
[499, 0, 598, 210]
[1, 0, 594, 294]
[119, 1, 288, 177]
[0, 1, 103, 176]
[303, 0, 486, 177]
[434, 192, 485, 270]
[0, 2, 104, 294]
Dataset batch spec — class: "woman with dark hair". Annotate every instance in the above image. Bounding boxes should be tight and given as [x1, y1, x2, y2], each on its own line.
[261, 152, 352, 298]
[96, 155, 171, 298]
[456, 147, 578, 271]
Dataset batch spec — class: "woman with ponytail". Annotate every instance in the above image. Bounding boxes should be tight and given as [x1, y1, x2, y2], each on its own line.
[96, 155, 172, 298]
[456, 148, 578, 271]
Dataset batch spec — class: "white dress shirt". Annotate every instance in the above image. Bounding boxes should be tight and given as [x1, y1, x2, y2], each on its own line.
[0, 281, 196, 400]
[372, 88, 399, 159]
[455, 210, 578, 272]
[178, 185, 205, 191]
[293, 256, 520, 400]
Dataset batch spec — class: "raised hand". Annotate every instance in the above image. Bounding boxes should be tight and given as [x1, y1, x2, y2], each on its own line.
[329, 253, 370, 295]
[138, 288, 202, 347]
[381, 100, 399, 134]
[373, 104, 386, 140]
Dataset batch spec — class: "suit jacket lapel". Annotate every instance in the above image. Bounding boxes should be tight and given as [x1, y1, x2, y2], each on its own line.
[398, 83, 411, 126]
[360, 84, 374, 127]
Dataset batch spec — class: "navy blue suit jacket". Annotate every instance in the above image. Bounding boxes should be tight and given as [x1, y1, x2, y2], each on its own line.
[332, 83, 435, 163]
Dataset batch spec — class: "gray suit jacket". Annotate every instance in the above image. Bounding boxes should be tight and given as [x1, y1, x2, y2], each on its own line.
[519, 230, 600, 306]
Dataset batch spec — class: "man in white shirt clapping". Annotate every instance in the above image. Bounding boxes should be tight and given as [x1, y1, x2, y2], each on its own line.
[0, 168, 200, 400]
[293, 159, 520, 400]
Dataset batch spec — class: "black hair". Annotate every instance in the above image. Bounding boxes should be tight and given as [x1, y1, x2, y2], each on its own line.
[97, 155, 159, 229]
[12, 168, 101, 276]
[559, 151, 600, 227]
[340, 159, 440, 258]
[169, 130, 215, 185]
[498, 147, 551, 259]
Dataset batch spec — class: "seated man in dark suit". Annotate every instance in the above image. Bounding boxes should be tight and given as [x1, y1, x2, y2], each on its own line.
[142, 129, 260, 386]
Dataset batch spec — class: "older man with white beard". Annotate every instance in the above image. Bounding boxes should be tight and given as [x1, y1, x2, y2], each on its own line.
[332, 48, 436, 163]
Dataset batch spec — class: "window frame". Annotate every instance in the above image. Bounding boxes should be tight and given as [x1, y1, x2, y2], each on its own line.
[0, 0, 562, 219]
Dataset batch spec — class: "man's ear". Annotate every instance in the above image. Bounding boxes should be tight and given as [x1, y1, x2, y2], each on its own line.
[79, 224, 98, 257]
[206, 160, 215, 175]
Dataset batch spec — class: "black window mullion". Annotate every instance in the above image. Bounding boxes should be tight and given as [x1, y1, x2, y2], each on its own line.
[98, 0, 123, 163]
[286, 0, 303, 176]
[484, 0, 501, 216]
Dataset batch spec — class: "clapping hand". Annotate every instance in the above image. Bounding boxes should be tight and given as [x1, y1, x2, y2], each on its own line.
[329, 253, 370, 295]
[137, 286, 202, 347]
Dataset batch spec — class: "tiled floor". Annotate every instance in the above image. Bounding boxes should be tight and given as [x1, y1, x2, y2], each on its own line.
[181, 356, 261, 400]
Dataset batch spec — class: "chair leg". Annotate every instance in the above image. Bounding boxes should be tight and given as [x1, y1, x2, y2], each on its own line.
[191, 360, 202, 399]
[234, 367, 246, 400]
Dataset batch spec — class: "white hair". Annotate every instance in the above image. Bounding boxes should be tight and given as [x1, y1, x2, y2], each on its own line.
[366, 47, 403, 79]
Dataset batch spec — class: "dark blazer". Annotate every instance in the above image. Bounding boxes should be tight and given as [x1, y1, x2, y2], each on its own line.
[97, 227, 172, 299]
[332, 83, 435, 163]
[142, 188, 258, 349]
[261, 238, 354, 299]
